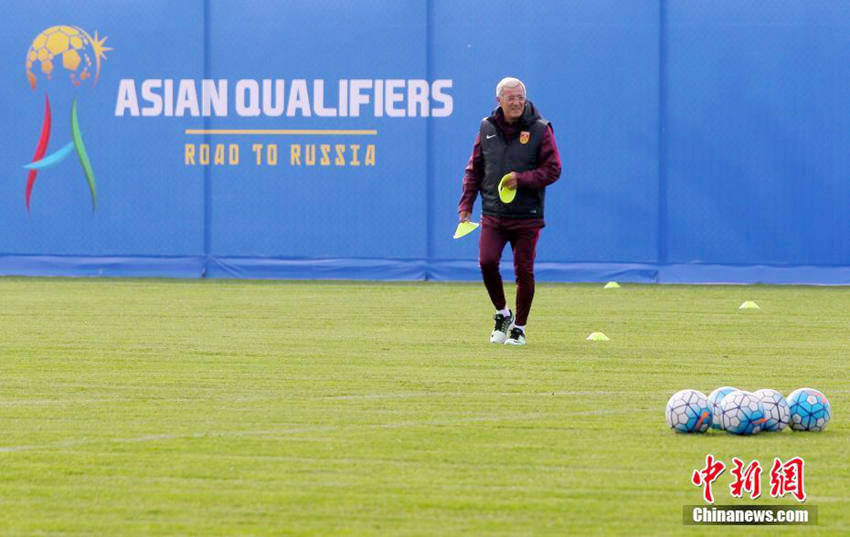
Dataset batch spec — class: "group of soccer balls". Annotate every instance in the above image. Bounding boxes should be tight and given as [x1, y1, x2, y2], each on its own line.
[665, 387, 831, 435]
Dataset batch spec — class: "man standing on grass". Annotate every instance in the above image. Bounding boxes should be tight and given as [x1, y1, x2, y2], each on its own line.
[457, 77, 562, 346]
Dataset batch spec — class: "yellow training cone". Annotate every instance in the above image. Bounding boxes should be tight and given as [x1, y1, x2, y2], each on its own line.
[603, 281, 621, 289]
[453, 221, 479, 239]
[738, 301, 760, 310]
[586, 332, 610, 341]
[498, 174, 517, 203]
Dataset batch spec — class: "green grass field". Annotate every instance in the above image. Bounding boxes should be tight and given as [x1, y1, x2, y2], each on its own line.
[1, 278, 848, 536]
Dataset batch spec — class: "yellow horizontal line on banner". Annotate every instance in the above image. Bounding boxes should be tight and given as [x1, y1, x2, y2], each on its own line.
[185, 129, 378, 135]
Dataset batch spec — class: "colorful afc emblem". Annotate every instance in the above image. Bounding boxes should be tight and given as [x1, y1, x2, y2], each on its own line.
[23, 25, 110, 212]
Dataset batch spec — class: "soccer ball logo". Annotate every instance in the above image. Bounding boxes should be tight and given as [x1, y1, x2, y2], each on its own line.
[665, 389, 712, 433]
[719, 391, 766, 435]
[753, 388, 790, 432]
[26, 25, 109, 89]
[787, 388, 831, 431]
[706, 386, 738, 430]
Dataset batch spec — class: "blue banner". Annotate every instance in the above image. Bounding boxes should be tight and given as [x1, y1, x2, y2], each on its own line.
[1, 1, 848, 283]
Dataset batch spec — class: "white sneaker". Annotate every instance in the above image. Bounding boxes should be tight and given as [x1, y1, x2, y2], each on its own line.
[504, 327, 526, 346]
[489, 311, 513, 343]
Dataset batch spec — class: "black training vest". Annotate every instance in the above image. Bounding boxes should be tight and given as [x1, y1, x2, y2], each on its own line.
[478, 116, 550, 219]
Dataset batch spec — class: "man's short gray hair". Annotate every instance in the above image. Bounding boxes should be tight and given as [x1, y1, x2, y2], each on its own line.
[496, 77, 526, 98]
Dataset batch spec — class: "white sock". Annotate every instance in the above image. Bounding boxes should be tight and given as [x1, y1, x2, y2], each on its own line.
[513, 325, 525, 333]
[497, 308, 511, 318]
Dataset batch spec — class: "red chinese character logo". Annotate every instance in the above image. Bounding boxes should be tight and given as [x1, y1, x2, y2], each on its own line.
[692, 454, 726, 503]
[729, 458, 762, 499]
[769, 457, 806, 501]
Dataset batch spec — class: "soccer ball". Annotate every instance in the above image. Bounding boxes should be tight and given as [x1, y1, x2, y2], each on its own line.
[665, 389, 712, 433]
[719, 391, 767, 435]
[707, 386, 739, 430]
[753, 388, 791, 432]
[787, 388, 831, 431]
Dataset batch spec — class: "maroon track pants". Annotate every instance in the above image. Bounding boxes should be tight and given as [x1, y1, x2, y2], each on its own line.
[478, 215, 543, 326]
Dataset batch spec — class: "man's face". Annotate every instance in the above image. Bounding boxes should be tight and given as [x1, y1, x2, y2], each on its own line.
[497, 85, 526, 123]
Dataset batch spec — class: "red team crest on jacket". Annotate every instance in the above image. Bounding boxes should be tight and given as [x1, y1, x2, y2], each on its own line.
[519, 131, 530, 144]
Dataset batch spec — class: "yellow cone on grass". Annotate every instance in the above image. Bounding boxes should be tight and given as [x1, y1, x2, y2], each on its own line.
[586, 332, 610, 341]
[738, 301, 760, 310]
[603, 281, 621, 289]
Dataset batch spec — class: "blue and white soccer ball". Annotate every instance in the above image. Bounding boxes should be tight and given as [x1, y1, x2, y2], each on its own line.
[753, 388, 791, 432]
[719, 391, 767, 435]
[787, 388, 831, 432]
[707, 386, 739, 430]
[665, 389, 712, 433]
